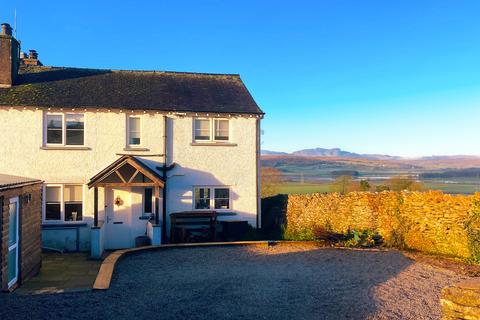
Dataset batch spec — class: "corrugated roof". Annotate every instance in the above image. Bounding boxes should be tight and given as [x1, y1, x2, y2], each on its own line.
[0, 173, 42, 190]
[0, 65, 264, 115]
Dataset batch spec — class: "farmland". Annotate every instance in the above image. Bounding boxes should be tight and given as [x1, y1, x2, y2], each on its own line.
[274, 180, 480, 195]
[262, 155, 480, 195]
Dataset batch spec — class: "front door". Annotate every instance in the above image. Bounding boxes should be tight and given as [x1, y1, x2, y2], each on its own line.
[105, 188, 132, 249]
[7, 197, 19, 289]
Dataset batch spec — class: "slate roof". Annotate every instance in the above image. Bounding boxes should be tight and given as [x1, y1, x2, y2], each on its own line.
[0, 65, 263, 115]
[0, 173, 42, 191]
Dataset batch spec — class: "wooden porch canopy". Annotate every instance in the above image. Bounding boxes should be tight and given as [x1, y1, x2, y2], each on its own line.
[87, 155, 165, 226]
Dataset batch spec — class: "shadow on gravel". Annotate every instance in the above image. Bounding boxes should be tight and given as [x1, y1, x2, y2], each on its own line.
[0, 246, 414, 320]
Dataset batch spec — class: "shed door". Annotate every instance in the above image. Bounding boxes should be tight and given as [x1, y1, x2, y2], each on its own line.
[8, 197, 19, 288]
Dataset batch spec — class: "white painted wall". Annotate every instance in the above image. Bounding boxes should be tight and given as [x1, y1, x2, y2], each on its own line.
[0, 107, 260, 250]
[166, 116, 259, 228]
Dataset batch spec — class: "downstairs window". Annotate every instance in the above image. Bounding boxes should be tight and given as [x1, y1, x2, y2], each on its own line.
[45, 184, 84, 222]
[194, 187, 230, 210]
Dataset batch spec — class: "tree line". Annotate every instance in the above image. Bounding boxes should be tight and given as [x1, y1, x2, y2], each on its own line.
[261, 167, 422, 197]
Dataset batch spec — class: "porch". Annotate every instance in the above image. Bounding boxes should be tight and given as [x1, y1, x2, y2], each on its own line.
[87, 155, 165, 259]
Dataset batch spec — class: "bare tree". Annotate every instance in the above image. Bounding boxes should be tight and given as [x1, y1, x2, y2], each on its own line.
[359, 179, 371, 191]
[331, 175, 354, 195]
[261, 167, 285, 198]
[388, 176, 423, 191]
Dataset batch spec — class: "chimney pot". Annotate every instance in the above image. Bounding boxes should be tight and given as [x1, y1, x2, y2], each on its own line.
[1, 23, 12, 36]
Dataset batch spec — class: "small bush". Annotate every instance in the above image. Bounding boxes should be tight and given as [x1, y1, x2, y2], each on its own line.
[283, 227, 316, 241]
[343, 229, 382, 248]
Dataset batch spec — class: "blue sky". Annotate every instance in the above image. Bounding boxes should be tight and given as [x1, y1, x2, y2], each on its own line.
[3, 1, 480, 157]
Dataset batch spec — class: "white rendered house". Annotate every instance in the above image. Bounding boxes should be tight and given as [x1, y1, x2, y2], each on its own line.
[0, 24, 263, 257]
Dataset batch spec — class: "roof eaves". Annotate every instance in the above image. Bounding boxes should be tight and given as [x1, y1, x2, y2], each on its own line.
[0, 180, 43, 192]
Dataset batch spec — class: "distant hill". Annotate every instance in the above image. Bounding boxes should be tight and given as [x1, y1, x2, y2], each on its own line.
[261, 150, 289, 155]
[292, 148, 401, 160]
[262, 147, 400, 160]
[261, 148, 480, 183]
[262, 147, 480, 162]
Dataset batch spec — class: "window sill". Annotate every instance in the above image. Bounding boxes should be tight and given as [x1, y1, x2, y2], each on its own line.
[40, 146, 91, 151]
[190, 142, 237, 147]
[192, 210, 236, 216]
[216, 211, 237, 216]
[123, 147, 150, 151]
[42, 222, 87, 228]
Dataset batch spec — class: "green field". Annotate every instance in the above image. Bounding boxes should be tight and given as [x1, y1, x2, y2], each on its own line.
[273, 180, 480, 195]
[276, 183, 333, 195]
[423, 181, 480, 194]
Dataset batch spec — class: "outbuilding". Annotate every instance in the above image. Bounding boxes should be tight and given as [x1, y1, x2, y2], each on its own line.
[0, 174, 43, 291]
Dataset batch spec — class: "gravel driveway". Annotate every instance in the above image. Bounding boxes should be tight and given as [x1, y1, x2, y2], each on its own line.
[0, 244, 470, 320]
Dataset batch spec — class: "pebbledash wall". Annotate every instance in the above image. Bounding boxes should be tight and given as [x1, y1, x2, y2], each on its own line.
[0, 183, 42, 291]
[0, 107, 259, 251]
[263, 191, 480, 261]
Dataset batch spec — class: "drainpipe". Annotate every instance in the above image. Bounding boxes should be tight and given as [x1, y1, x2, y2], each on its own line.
[256, 118, 261, 229]
[162, 115, 168, 243]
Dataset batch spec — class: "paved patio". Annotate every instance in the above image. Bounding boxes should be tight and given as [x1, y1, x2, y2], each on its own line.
[15, 252, 101, 295]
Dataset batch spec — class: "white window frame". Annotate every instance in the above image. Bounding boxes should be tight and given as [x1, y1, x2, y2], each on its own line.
[193, 186, 231, 211]
[44, 112, 86, 147]
[43, 184, 85, 224]
[126, 115, 143, 147]
[193, 118, 230, 142]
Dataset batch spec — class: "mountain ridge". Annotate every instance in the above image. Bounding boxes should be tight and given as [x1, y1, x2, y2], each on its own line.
[262, 147, 480, 161]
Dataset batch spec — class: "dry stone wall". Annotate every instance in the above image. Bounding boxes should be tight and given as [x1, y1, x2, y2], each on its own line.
[283, 191, 480, 260]
[441, 278, 480, 319]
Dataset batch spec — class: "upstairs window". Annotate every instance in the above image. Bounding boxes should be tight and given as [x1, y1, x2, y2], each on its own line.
[66, 114, 85, 145]
[45, 113, 85, 146]
[45, 184, 84, 222]
[46, 115, 63, 144]
[194, 119, 211, 141]
[128, 116, 142, 146]
[214, 119, 229, 141]
[194, 118, 229, 142]
[194, 187, 230, 210]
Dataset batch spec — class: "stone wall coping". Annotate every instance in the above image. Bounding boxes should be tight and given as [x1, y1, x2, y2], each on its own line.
[456, 278, 480, 291]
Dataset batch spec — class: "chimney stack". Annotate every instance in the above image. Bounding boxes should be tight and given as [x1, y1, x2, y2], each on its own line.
[20, 49, 42, 66]
[29, 50, 38, 60]
[0, 22, 20, 88]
